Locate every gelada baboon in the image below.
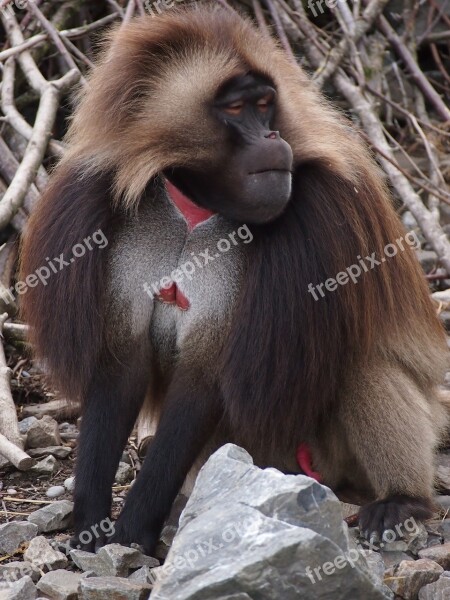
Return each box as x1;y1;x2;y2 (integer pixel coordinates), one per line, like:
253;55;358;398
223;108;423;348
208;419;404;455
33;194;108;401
20;5;448;553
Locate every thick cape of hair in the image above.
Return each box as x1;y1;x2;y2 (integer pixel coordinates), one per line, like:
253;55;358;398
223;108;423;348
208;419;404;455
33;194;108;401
20;5;446;452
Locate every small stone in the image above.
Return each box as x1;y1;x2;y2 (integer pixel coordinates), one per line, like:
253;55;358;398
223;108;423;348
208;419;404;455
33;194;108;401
58;422;77;434
419;542;450;570
71;545;157;578
64;477;75;492
114;463;133;485
28;447;72;459
78;576;150;600
24;536;68;571
98;545;158;576
406;523;429;555
70;551;106;576
377;522;428;556
0;562;39;584
0;576;37;600
6;489;17;495
18;417;38;435
46;486;66;499
363;550;385;582
385;558;443;598
26;416;61;449
0;522;38;554
380;550;411;569
37;570;82;600
128;566;158;585
31;455;57;477
419;573;450;599
121;452;132;465
27;500;73;533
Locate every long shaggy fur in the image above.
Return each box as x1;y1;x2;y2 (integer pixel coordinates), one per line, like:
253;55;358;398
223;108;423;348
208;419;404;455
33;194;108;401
21;5;447;464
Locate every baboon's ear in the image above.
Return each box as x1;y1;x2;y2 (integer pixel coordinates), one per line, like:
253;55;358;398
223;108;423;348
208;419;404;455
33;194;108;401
20;166;114;401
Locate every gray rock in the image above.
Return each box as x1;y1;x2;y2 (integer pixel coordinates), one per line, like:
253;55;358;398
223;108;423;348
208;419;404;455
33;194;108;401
70;551;105;576
419;542;450;570
0;576;37;600
46;486;66;499
0;522;38;554
18;418;38;435
64;477;75;493
37;570;82;600
30;456;57;477
24;536;68;571
114;462;133;485
419;573;450;599
381;523;428;555
385;559;443;599
151;444;392;600
128;567;158;585
380;550;411;569
0;563;39;585
71;545;157;578
27;500;73;533
78;577;150;600
439;519;450;543
97;545;158;576
180;445;348;549
121;452;132;465
364;550;386;582
26;416;61;449
28;447;72;459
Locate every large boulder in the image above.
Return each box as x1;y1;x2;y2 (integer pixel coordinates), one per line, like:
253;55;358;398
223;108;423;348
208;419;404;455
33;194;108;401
151;444;393;600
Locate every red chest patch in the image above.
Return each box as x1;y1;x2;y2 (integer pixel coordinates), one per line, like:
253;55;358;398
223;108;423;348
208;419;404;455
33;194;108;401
156;282;190;311
165;179;215;231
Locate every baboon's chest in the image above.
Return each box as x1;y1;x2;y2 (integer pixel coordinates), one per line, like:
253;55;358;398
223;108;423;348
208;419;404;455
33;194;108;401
108;184;250;368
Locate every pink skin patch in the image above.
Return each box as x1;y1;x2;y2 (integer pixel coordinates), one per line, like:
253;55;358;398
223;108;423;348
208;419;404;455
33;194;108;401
296;443;322;482
165;179;215;231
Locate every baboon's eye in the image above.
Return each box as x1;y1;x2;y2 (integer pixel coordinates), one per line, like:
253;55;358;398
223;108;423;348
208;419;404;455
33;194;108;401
257;95;272;113
224;101;244;116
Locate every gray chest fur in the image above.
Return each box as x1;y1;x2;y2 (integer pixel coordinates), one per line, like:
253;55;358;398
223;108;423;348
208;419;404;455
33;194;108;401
107;187;251;367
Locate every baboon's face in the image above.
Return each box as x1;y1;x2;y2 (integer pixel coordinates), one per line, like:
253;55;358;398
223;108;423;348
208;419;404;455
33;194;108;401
165;73;293;224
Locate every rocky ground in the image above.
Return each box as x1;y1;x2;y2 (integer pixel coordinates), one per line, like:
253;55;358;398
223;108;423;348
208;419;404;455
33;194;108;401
2;414;450;598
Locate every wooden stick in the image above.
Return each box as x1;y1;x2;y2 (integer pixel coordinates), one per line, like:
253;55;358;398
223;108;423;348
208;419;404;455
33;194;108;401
3;497;54;504
0;313;33;470
0;433;33;471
